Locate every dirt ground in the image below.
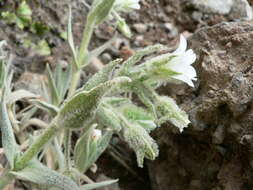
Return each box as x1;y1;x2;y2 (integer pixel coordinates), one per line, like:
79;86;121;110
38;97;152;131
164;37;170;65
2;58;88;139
1;0;253;190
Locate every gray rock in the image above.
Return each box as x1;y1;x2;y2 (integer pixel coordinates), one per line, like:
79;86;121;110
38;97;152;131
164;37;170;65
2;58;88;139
133;23;148;33
190;0;233;14
190;0;253;20
148;22;253;190
230;0;253;20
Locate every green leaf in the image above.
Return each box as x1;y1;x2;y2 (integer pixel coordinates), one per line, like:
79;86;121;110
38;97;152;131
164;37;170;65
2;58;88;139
30;22;49;36
67;6;78;68
0;96;18;168
82;37;116;68
56;77;131;129
7;89;38;105
102;97;131;106
1;12;17;25
80;179;118;190
88;130;113;169
82;59;122;91
31;99;59;116
54;62;72;102
96;104;122;131
89;0;115;25
35;40;51;56
0;61;6;89
11;160;79;190
46;64;60;105
74;124;95;173
120;103;156;132
17;1;32;22
117;44;167;76
155;96;190;133
123;123;158;168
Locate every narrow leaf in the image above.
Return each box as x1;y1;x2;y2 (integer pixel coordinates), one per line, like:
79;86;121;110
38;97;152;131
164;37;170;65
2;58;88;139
67;6;78;67
117;44;167;76
11;160;79;190
7;89;38;104
46;64;60;105
59;63;72;101
87;130;113;169
0;96;18;168
74;125;95;173
89;0;115;25
82;37;116;68
80;179;118;190
30;99;59;116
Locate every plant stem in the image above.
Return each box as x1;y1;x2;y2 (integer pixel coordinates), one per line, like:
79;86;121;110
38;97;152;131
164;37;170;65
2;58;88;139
77;17;95;67
68;69;81;96
64;129;71;172
62;16;96;173
15;121;60;170
0;172;14;190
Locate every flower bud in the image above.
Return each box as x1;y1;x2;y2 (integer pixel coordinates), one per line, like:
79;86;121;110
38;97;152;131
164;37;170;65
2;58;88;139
124;123;158;167
156;96;190;133
117;17;132;38
114;0;140;12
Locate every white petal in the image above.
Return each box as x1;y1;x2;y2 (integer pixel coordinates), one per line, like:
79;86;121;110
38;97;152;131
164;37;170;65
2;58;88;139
92;129;102;141
185;66;197;79
173;35;187;55
172;74;195;87
182;49;196;66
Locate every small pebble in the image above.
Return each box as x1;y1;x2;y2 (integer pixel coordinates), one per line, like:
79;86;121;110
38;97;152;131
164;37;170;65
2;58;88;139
133;23;148;33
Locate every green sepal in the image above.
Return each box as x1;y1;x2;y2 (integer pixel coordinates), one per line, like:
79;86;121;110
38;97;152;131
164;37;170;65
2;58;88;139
120;103;156;132
155;96;190;132
123;123;158;168
96;104;122;131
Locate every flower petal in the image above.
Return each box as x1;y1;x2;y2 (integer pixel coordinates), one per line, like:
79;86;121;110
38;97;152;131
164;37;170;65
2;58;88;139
173;35;187;55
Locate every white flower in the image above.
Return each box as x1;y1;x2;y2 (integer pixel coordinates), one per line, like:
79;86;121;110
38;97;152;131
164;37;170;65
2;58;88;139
91;129;102;141
168;35;197;87
114;0;140;12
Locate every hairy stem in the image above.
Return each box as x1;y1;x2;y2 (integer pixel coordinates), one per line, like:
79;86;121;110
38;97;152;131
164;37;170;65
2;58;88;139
64;129;71;172
68;69;81;96
15;120;60;170
0;172;14;190
77;17;95;67
63;15;96;173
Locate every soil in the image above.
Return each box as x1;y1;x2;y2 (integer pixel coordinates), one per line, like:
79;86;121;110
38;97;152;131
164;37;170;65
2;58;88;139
1;0;253;190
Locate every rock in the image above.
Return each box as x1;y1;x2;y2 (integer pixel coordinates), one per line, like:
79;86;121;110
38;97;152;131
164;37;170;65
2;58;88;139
149;22;253;190
164;23;178;37
229;0;253;20
190;0;233;14
133;23;148;33
101;53;112;63
190;0;253;20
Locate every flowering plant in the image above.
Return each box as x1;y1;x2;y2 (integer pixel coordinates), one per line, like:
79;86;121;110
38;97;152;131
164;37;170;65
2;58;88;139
0;0;197;189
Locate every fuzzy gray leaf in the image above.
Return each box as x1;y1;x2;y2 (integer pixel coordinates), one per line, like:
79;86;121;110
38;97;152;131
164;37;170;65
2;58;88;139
11;160;79;190
56;77;131;129
7;89;38;105
80;179;118;190
0;97;18;168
